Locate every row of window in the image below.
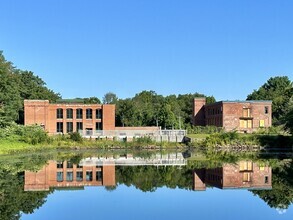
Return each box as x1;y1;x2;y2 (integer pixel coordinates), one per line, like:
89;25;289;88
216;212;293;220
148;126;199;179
56;122;102;133
57;171;102;182
207;107;222;116
57;108;102;119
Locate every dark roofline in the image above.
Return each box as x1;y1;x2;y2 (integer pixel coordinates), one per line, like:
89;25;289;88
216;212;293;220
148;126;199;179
205;100;272;107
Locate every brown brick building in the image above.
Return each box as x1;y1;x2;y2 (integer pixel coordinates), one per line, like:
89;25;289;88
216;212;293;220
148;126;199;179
24;100;115;135
24;160;115;191
193;98;272;132
193;161;272;191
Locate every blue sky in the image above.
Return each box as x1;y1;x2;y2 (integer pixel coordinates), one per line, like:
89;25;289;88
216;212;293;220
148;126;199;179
1;0;292;101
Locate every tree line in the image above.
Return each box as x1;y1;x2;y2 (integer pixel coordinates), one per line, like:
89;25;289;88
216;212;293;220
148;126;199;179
0;51;292;133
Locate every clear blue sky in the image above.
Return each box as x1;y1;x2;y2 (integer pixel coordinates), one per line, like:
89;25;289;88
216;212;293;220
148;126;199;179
1;0;292;101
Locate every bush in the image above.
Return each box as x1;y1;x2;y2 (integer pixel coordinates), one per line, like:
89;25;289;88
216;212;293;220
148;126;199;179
69;132;83;142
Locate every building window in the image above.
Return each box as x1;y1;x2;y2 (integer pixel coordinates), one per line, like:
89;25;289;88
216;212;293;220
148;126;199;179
57;108;63;119
96;109;102;119
259;120;265;127
67;161;73;168
239;161;253;171
76;109;83;119
265;106;269;114
243;108;251;117
96;171;102;181
57;172;63;182
77;164;83;168
76;171;83;181
57;162;63;169
265;176;269;184
67;122;73;133
86;171;93;181
66;172;73;182
96;122;102;131
240;119;252;128
86;109;92;119
76;122;83;131
57;122;63;133
243;172;251;182
67;108;73;119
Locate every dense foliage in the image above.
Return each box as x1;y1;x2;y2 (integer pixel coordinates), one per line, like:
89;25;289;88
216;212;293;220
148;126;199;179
0;51;60;126
115;90;215;129
247;76;293;126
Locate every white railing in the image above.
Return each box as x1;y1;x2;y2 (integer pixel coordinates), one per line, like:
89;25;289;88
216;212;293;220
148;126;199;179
78;129;186;137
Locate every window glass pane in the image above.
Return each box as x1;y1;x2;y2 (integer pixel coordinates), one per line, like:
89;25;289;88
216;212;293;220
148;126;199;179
96;109;102;119
67;122;73;133
57;108;63;119
76;122;83;131
57;162;63;169
96;122;102;130
66;172;73;182
86;171;93;181
76;109;83;119
67;161;73;168
86;109;92;119
57;122;63;133
76;171;83;181
67;109;73;119
57;172;63;182
96;171;102;181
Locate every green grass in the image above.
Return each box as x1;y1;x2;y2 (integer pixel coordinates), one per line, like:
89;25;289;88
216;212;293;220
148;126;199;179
187;133;210;139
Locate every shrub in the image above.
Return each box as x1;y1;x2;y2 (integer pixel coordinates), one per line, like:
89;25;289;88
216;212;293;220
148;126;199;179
69;132;83;142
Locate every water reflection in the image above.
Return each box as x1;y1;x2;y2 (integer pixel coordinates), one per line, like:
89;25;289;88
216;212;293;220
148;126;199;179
0;150;292;220
194;161;272;190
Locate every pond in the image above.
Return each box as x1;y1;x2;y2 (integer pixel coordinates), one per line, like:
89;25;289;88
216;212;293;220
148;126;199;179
0;149;292;220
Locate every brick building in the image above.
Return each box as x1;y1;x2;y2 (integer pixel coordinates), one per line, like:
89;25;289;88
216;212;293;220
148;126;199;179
193;161;272;191
24;160;115;191
193;98;272;132
24;100;115;135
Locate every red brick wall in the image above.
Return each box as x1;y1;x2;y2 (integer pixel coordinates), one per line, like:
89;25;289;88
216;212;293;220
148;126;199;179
24;100;116;134
24;160;116;191
193;98;206;126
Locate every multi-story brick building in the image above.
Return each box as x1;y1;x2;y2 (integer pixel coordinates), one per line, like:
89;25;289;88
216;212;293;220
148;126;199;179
193;161;272;191
24;160;116;191
193;98;272;132
24;100;115;135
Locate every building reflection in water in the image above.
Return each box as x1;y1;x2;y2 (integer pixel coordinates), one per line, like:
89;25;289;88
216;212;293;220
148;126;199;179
193;161;272;191
24;160;116;191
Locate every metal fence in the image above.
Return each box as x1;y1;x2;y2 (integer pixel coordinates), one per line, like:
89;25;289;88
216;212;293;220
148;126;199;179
78;129;186;138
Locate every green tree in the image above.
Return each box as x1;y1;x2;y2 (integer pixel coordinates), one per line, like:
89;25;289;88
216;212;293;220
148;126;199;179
284;95;293;133
247;76;293;125
83;97;101;104
103;92;118;104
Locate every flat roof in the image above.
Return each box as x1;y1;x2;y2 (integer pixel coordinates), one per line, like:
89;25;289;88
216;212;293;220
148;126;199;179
205;100;272;107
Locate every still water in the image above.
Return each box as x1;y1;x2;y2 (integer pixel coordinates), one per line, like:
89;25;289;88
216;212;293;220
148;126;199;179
0;150;292;220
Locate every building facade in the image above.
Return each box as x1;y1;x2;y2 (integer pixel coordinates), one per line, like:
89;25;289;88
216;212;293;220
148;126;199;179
24;100;115;135
24;160;115;191
193;161;272;191
193;98;272;132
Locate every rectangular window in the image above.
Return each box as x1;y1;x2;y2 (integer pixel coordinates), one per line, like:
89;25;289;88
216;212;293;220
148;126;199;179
66;172;73;182
86;171;93;181
96;171;102;181
76;171;83;181
240;161;253;171
76;122;83;131
77;164;83;168
265;176;269;184
67;109;73;119
57;122;63;133
67;161;73;168
57;172;63;182
96;122;102;131
243;172;251;182
67;122;73;133
86;109;92;119
243;108;251;117
265;106;269;114
76;109;83;119
259;120;265;127
96;109;102;119
57;108;63;119
57;162;63;169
